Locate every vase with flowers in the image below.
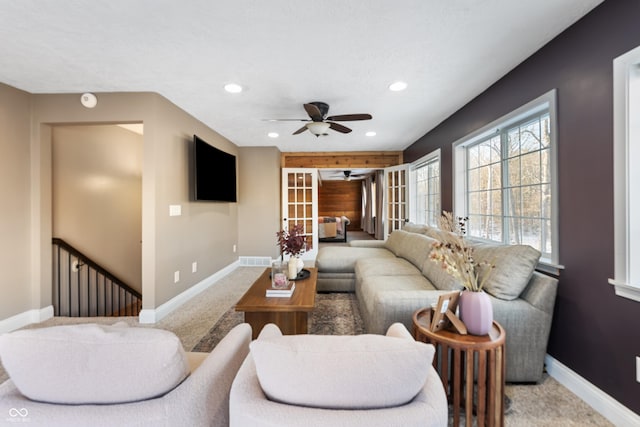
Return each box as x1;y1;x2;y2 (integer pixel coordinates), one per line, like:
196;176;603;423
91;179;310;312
429;212;495;335
276;224;307;280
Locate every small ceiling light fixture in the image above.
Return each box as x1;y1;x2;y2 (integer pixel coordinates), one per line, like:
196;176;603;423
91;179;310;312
224;83;243;93
365;131;377;137
389;81;408;92
306;122;331;136
268;132;279;138
80;92;98;108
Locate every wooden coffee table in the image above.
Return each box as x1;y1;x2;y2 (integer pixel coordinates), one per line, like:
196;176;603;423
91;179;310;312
235;267;317;339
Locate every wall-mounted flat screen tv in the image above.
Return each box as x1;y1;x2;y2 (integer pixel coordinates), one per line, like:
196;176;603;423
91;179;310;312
193;135;237;202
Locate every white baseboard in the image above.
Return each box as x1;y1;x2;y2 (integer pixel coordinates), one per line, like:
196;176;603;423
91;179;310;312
0;305;54;333
545;354;640;426
139;260;239;324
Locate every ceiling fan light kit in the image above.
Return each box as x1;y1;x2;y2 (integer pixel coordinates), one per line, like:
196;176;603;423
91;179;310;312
306;121;330;136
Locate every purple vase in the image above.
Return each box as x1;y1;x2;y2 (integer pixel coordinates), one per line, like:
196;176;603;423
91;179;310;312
458;291;493;335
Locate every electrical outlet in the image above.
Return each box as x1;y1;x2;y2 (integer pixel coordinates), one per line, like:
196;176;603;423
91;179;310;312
192;262;197;273
233;244;237;253
174;270;180;283
636;356;640;383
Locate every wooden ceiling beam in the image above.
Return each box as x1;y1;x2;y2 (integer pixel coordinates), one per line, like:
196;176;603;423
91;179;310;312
281;151;403;169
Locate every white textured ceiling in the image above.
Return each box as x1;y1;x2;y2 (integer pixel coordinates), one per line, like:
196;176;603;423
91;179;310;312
0;0;603;152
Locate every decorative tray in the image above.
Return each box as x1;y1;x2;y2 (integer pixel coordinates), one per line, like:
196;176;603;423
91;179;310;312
269;268;311;281
290;268;311;281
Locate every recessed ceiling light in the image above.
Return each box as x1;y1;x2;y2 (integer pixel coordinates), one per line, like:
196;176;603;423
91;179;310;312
365;131;377;137
268;132;279;138
389;81;408;91
224;83;243;93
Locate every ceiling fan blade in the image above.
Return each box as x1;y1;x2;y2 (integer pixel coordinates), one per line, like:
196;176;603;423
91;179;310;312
325;113;372;121
293;125;309;135
304;103;324;122
328;122;352;134
262;118;309;122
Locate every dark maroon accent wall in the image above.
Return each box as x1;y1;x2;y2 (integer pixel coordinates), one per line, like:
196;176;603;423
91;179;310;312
404;0;640;414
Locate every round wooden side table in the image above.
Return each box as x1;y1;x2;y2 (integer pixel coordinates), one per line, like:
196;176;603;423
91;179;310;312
413;307;506;427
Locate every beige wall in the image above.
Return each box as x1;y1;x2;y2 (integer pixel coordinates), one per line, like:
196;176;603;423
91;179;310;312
150;97;239;306
52;125;143;292
237;147;281;258
0;85;238;321
0;84;32;320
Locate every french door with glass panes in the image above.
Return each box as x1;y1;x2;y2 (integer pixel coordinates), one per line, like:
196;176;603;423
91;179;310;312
383;164;410;239
281;168;318;261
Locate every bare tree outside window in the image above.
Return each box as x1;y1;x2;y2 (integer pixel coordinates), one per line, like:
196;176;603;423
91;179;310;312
465;112;552;258
414;157;440;227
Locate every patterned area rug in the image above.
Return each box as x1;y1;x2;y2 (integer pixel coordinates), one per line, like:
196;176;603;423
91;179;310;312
192;292;365;352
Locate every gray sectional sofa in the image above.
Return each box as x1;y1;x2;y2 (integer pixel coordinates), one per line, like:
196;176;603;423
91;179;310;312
315;224;558;383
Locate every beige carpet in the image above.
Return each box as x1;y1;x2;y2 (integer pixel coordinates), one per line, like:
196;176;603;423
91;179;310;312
0;266;613;426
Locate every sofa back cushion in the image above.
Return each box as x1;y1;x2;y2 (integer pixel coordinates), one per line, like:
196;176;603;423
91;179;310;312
421;254;464;291
250;327;434;409
471;242;541;300
0;323;189;404
384;229;409;256
395;232;435;269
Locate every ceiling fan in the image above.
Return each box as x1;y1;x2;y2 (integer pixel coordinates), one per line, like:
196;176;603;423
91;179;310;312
265;102;372;137
326;170;368;181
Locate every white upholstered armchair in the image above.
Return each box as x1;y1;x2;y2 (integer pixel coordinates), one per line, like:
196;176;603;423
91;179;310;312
229;323;447;427
0;323;252;427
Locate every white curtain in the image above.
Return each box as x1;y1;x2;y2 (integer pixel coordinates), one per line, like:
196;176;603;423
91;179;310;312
362;176;374;234
375;170;384;240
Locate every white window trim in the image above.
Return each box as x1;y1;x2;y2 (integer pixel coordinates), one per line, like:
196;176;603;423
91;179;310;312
452;89;562;272
610;45;640;303
410;149;441;224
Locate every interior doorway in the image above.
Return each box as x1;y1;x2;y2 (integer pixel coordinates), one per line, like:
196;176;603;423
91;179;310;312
51;124;143;294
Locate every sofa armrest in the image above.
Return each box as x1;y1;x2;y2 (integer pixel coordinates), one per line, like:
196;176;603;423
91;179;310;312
385;322;413;339
171;322;252;426
519;271;558;315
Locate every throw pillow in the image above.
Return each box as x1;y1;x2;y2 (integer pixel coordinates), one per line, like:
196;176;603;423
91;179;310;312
250;327;434;409
0;323;189;404
402;222;431;235
472;243;541;300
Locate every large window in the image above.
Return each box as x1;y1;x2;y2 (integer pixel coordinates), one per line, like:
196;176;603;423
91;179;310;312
454;90;559;266
411;150;440;227
610;45;640;302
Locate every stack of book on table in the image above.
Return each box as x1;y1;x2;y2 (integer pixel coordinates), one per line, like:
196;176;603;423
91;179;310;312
266;282;295;297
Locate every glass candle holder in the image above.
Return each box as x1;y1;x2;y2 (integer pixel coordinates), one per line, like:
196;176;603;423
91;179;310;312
271;260;289;289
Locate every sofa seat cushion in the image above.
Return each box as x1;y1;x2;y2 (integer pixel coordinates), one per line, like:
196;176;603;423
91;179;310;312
316;246;395;273
470;242;541;300
355;257;423;279
357;275;437;332
317;272;356;292
249;325;435;410
0;323;189;405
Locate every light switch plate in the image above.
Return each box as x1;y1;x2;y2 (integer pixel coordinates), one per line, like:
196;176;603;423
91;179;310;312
169;205;182;216
174;271;180;283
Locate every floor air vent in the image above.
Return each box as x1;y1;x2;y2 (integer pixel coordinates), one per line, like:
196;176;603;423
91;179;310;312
239;256;273;267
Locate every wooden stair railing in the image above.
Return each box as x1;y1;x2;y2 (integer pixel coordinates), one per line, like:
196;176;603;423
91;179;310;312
52;238;142;317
